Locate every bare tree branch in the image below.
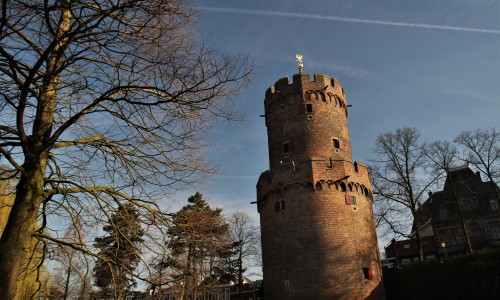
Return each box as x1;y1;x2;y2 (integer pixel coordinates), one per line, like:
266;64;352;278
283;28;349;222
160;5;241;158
0;1;252;298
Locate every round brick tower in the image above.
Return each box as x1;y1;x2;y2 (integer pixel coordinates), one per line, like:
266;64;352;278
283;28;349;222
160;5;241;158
256;72;382;299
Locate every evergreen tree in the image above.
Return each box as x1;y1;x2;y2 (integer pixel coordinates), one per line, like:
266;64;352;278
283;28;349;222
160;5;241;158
0;1;251;297
167;193;232;300
93;203;144;299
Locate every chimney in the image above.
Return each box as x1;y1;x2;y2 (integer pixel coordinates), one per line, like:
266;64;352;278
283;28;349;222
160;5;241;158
475;171;482;181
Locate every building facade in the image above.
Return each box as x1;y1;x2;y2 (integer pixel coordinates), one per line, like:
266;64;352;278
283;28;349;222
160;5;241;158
384;236;439;266
385;166;500;264
417;166;500;256
256;72;382;299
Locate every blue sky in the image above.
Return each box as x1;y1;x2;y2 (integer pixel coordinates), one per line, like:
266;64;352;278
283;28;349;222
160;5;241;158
170;0;500;228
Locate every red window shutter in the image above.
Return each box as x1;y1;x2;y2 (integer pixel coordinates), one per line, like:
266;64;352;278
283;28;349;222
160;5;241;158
339;140;345;150
345;194;352;205
368;268;374;280
298;104;306;114
275;202;280;213
288;141;295;151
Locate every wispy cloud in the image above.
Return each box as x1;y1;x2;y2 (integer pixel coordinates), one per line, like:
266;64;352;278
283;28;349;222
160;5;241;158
307;60;371;78
441;89;498;103
197;6;500;34
272;55;371;79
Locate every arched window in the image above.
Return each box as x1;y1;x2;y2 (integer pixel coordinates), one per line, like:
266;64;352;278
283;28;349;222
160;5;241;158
328;93;334;102
340;182;347;192
305;92;311;100
319;92;326;102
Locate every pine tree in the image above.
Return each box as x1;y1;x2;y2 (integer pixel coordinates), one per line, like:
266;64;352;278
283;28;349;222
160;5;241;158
93;203;144;299
167;193;232;299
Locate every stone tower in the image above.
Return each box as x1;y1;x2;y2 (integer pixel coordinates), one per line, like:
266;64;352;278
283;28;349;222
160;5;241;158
256;70;382;299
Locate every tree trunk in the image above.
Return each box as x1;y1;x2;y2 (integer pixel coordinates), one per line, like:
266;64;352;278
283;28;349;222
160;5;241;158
450;173;474;254
0;2;69;298
414;227;424;262
63;263;72;300
0;164;47;299
238;251;243;300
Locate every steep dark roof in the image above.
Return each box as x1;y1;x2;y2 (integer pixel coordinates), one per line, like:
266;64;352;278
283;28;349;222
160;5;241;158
417;165;499;226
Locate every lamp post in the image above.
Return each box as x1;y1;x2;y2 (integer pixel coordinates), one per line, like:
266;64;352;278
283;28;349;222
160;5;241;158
441;241;447;259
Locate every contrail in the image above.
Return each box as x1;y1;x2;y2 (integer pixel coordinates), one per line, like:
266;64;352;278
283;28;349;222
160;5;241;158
197;6;500;34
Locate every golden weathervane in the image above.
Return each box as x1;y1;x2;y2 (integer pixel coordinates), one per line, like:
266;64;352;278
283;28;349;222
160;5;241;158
296;54;303;73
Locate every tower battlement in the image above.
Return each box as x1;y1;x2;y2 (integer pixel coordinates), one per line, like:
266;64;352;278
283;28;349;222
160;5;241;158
262;72;352;172
265;73;345;98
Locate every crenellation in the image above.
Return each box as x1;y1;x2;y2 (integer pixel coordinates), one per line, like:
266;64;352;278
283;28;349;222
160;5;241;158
265;73;345;97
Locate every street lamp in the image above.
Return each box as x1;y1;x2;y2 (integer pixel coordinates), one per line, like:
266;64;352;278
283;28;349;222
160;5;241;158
441;241;447;259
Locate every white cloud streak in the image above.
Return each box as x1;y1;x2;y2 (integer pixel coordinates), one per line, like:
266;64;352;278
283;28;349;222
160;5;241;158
273;56;371;78
197;6;500;35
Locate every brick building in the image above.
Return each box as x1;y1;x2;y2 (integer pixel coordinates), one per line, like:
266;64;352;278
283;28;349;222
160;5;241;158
256;70;383;299
385;165;500;263
384;236;439;266
417;166;500;256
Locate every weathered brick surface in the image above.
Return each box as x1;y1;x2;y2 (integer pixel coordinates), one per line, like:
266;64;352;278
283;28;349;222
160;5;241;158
257;73;382;299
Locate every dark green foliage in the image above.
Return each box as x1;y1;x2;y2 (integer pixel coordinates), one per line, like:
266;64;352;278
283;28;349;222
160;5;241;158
93;203;144;298
166;192;233;296
383;249;500;300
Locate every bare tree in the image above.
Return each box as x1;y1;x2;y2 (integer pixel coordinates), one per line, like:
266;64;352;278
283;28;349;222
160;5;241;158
52;245;92;300
424;140;473;254
424;140;458;175
0;1;251;298
370;127;438;260
455;128;500;202
51;219;92;300
227;212;260;300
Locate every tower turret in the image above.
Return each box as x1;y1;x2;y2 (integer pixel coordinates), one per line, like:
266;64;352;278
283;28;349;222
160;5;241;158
257;69;383;299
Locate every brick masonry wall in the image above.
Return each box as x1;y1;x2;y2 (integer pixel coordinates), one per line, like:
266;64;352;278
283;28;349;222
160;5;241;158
257;73;382;299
